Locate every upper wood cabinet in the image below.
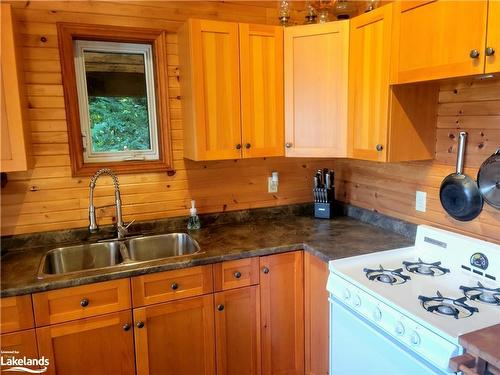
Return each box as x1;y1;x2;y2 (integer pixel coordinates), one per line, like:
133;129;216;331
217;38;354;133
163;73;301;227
284;22;349;158
179;19;284;161
349;3;438;162
134;295;215;375
393;0;497;83
260;251;304;375
486;0;500;74
1;3;31;173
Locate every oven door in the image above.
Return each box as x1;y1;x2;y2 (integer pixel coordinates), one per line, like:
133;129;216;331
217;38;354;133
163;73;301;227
330;297;449;375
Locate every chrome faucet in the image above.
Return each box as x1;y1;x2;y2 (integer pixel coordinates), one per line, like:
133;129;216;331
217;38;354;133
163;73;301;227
88;168;133;239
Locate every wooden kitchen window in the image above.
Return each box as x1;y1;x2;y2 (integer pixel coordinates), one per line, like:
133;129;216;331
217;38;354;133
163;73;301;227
58;23;172;176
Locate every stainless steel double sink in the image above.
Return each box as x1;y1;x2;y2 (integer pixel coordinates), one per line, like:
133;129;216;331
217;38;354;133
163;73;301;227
37;233;201;279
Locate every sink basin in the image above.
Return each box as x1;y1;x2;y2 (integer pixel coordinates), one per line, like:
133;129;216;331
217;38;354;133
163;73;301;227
38;242;124;276
127;233;201;262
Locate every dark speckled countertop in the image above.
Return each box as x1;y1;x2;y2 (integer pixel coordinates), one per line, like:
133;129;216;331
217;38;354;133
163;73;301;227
0;205;414;297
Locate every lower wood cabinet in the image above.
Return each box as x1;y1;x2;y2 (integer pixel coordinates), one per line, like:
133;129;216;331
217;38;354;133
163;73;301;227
133;294;215;375
5;250;327;375
36;311;135;375
260;251;305;375
0;330;39;372
214;285;261;375
304;252;329;375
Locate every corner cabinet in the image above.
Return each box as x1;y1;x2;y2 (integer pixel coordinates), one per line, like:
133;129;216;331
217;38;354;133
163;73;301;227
348;3;439;162
179;19;284;161
393;0;498;83
1;3;31;173
284;22;349;158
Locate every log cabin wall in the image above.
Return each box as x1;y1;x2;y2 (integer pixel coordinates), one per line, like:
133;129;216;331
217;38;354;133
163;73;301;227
334;77;500;243
0;1;338;236
1;1;499;243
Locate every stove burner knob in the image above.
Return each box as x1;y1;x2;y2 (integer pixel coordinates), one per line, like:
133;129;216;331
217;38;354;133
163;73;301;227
410;331;421;346
353;295;361;307
343;289;351;301
395;322;405;336
372;307;382;321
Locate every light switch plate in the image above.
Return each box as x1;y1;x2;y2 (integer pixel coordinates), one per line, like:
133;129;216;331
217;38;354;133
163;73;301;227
416;191;427;212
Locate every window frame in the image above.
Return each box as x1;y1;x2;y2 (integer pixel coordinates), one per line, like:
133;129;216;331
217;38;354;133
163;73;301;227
74;40;160;163
58;23;173;176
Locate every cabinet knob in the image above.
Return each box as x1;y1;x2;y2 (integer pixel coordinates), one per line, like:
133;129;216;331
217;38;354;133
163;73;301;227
486;47;495;56
262;266;270;274
376;144;383;151
80;298;89;307
123;323;131;331
236;144;242;150
245;143;251;149
136;321;145;329
171;282;179;290
234;271;242;279
470;49;480;59
217;304;224;311
285;142;292;148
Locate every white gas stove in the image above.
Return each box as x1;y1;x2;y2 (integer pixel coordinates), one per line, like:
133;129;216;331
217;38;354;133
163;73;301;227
327;225;500;375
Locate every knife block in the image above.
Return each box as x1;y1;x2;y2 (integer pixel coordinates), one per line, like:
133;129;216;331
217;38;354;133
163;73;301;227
314;202;333;219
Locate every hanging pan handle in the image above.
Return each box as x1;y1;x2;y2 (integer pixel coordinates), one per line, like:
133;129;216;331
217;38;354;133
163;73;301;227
456;132;467;175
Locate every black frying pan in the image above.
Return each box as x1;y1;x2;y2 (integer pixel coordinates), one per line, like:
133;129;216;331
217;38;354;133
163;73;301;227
439;132;483;221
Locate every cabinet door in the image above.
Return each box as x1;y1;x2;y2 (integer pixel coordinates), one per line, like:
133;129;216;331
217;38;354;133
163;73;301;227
348;4;393;161
260;251;304;375
486;0;500;73
1;3;30;172
0;295;34;333
36;311;135;375
180;19;242;161
304;252;329;375
1;330;40;372
134;294;215;375
214;286;261;375
395;1;488;83
284;22;349;158
240;24;284;158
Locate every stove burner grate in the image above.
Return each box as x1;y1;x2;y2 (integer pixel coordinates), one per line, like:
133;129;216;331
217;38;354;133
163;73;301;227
363;265;410;285
418;291;479;319
460;282;500;306
403;258;450;277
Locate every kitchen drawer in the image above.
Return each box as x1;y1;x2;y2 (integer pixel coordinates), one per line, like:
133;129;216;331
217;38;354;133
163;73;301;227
0;295;34;333
213;258;259;291
131;265;213;307
32;279;131;326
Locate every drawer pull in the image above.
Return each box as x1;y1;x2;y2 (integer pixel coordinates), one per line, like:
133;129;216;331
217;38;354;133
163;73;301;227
262;267;270;274
171;282;179;290
217;304;225;311
123;323;131;331
80;298;89;307
136;321;145;329
486;47;495;56
234;271;242;279
470;49;480;59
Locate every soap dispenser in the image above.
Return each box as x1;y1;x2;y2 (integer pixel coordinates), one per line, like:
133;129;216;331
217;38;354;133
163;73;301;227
187;200;201;230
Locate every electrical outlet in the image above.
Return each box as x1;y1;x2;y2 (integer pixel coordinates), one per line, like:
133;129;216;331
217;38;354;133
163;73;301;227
268;177;278;193
415;191;427;212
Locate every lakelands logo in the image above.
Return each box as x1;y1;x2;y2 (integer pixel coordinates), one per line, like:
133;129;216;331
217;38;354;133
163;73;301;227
1;351;49;373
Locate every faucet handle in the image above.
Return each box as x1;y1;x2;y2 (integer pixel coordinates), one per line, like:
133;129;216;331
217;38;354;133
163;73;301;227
124;219;136;230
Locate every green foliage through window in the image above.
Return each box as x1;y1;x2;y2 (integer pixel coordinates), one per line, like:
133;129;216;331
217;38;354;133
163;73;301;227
88;96;151;153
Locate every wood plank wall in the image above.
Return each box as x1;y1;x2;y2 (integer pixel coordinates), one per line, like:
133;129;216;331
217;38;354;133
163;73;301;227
334;77;500;244
1;1;499;244
0;1;339;236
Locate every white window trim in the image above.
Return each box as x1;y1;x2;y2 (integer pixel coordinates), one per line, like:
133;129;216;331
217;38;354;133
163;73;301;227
73;40;159;163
